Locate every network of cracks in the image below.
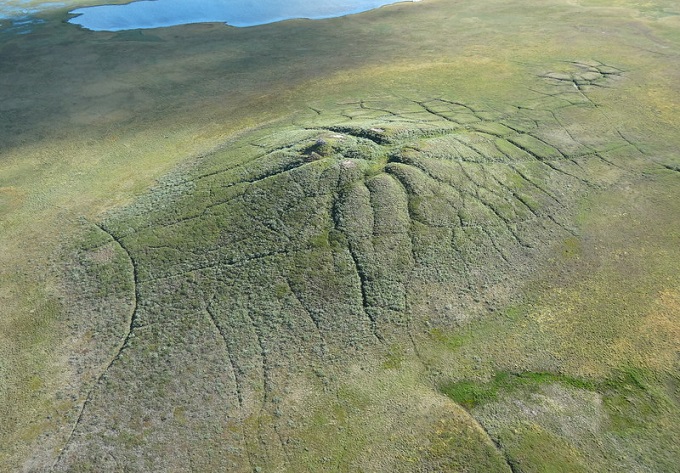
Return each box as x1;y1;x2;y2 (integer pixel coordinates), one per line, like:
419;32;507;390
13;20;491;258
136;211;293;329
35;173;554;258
53;60;659;470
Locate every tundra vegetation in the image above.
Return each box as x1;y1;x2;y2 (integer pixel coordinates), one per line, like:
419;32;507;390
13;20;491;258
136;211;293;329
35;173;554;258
1;0;679;471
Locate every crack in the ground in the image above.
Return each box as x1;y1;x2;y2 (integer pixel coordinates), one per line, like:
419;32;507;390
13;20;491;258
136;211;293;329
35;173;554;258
205;297;244;409
323;125;391;145
661;163;680;173
62;59;647;469
147;248;291;283
53;222;139;469
331;190;385;344
616;129;646;156
244;296;293;470
285;277;327;355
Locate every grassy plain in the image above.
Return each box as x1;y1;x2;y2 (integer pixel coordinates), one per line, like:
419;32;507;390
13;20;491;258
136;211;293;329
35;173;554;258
1;0;679;471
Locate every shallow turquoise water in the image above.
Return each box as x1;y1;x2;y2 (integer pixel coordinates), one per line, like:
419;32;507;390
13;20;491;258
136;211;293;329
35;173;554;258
68;0;419;31
0;1;63;34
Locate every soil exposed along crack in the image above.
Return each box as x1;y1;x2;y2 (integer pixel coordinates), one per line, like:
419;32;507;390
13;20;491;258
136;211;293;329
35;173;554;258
147;248;291;283
205;299;244;409
661;163;680;173
330;191;385;344
285;277;327;355
384;170;432;368
244;300;291;469
53;222;139;469
94;223;141;357
480;226;512;264
192;136;316;182
453;405;520;473
324;125;392;145
119;155;311;239
504;163;562;203
616;130;646;156
345;227;386;344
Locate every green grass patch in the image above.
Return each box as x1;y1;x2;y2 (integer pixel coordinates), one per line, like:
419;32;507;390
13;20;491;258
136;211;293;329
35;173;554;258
429;328;470;350
502;425;589;473
381;344;405;369
440;371;596;410
560;236;581;259
441;367;668;437
599;368;665;432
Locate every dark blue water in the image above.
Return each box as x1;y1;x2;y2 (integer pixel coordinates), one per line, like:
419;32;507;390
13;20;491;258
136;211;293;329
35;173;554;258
68;0;419;31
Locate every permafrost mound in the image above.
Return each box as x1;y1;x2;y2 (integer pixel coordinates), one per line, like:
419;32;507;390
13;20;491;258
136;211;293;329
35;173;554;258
56;60;654;471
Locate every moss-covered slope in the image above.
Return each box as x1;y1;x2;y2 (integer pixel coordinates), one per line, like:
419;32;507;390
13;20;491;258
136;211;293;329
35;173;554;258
52;61;674;471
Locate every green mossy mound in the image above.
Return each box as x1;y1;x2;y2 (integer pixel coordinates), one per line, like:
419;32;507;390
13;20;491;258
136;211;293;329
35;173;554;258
53;64;662;471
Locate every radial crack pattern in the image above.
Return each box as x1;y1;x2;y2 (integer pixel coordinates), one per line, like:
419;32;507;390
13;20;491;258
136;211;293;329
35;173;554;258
56;60;651;471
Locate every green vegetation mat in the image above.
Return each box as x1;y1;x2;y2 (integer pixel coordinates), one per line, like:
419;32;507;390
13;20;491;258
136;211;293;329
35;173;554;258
1;0;679;471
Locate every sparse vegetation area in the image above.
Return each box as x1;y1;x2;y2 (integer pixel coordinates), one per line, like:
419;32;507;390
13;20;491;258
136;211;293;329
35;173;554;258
1;0;679;471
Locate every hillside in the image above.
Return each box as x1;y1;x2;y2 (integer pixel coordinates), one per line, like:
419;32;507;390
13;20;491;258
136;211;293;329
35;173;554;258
1;0;679;471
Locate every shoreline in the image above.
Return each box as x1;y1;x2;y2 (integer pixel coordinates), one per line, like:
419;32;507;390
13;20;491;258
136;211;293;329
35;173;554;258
67;0;423;32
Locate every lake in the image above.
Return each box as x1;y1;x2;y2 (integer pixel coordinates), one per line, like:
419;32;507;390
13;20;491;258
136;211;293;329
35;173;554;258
68;0;419;31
